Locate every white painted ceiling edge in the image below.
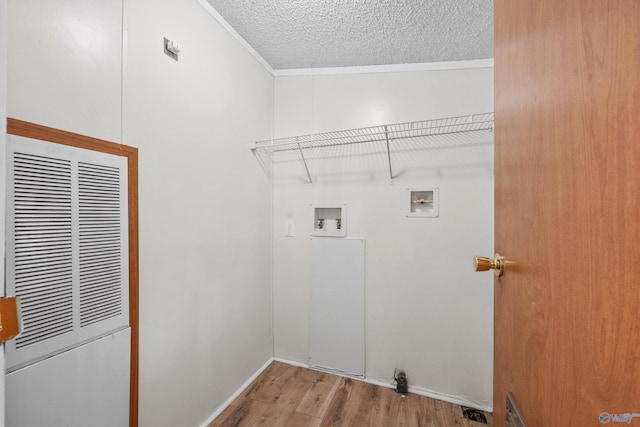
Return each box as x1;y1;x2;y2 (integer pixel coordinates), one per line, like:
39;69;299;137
195;0;493;77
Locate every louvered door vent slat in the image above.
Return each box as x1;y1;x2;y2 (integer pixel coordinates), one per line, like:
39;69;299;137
13;153;74;349
78;162;123;327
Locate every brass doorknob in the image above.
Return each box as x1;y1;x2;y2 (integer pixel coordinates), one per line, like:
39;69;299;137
473;253;505;277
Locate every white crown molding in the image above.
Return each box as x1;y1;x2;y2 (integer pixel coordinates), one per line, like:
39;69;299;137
195;0;275;75
273;58;494;77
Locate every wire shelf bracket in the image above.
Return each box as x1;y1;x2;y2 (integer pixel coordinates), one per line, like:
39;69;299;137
383;125;394;180
296;137;313;184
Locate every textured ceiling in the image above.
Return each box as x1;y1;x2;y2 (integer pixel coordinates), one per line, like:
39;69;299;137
204;0;494;70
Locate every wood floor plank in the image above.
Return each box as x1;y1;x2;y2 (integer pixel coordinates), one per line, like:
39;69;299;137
208;404;238;427
355;384;379;426
484;409;494;425
283;411;322;427
446;403;472;427
255;368;319;427
389;395;408;427
318;377;355;427
209;362;493;427
486;413;493;425
245;362;293;403
223;364;287;411
269;367;318;407
296;371;341;418
357;383;394;427
329;378;370;427
216;399;272;427
241;362;283;399
369;386;402;427
431;399;451;427
250;402;287;427
404;392;436;427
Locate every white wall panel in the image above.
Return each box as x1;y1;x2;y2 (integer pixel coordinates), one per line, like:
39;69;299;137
1;0;8;424
7;1;275;426
7;0;123;142
274;70;494;136
6;328;130;427
309;238;365;376
124;1;274;426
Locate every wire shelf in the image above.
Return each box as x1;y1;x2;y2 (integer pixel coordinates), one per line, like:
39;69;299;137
252;112;494;183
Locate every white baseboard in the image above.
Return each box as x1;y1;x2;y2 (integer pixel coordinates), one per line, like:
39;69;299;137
272;357;307;369
362;377;492;413
274;357;493;414
198;357;275;427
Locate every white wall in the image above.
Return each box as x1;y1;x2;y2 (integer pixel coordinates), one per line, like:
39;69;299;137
272;69;495;409
123;1;273;426
6;4;123;426
7;0;123;143
0;0;7;424
6;1;274;426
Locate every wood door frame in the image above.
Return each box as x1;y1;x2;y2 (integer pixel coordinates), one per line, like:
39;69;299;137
7;118;139;427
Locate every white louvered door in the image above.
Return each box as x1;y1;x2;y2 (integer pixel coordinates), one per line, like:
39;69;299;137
5;132;131;427
6;134;129;370
78;161;126;328
10;150;75;359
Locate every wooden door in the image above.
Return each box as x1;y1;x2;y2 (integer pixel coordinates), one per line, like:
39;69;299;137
494;1;640;426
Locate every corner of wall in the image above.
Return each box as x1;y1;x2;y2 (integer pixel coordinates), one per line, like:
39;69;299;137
1;0;8;424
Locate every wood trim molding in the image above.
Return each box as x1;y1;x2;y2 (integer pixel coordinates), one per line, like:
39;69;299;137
7;118;140;427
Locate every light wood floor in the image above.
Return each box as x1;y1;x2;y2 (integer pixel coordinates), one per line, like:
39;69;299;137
210;361;493;427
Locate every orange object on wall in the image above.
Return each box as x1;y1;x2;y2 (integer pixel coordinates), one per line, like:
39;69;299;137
0;297;21;343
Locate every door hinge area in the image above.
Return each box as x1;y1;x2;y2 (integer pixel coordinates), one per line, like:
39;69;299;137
507;392;528;427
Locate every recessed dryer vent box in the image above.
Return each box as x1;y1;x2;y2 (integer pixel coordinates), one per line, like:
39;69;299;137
407;187;439;218
312;204;347;237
